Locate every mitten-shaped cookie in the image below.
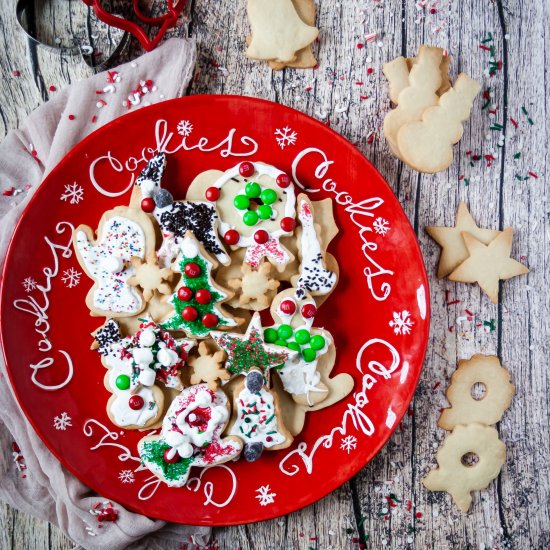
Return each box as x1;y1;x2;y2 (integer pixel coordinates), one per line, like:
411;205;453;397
265;288;353;408
161;231;241;338
187;161;297;273
228;370;293;462
138;384;242;487
73;206;157;317
93;318;194;429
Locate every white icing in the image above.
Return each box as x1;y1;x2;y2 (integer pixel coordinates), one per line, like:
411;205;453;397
230;385;286;447
75;215;146;314
296;199;337;295
157;347;179;367
139;367;156;386
140;179;156;197
213;161;296;249
181;237;200;258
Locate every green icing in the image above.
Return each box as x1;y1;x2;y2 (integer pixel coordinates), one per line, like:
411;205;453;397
140;439;194;482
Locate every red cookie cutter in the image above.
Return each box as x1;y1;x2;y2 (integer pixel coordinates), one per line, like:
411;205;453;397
82;0;186;52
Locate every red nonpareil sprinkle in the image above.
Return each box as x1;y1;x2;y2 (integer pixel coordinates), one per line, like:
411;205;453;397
360;95;369;100
49;85;56;92
510;117;518;128
95;90;104;95
430;7;437;14
466;150;472;155
416;511;423;519
449;325;454;332
305;86;312;91
12;442;21;452
483;89;491;100
367;133;374;144
528;171;538;178
68;114;75;120
465;309;474;316
31;149;38;157
447;299;461;305
385;495;398;507
432;382;441;390
355;81;364;85
479;45;491;51
97;99;107;107
367;67;374;74
2;187;14;196
91;115;97;123
408;407;414;416
407;500;412;511
357;43;364;49
459;175;465;180
12;70;20;77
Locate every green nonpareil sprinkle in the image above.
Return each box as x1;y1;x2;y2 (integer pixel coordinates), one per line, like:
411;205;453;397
490;123;503;130
514;152;521;159
521;105;528;116
345;527;354;534
482;99;491;109
528;118;534;125
481;33;493;43
464;178;470;186
483;319;496;331
515;174;529;181
389;493;401;503
358;516;366;528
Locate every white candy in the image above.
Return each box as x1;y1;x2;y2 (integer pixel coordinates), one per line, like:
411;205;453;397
157;347;179;367
138;367;156;386
140;179;156;197
139;328;156;347
99;255;124;273
133;347;154;365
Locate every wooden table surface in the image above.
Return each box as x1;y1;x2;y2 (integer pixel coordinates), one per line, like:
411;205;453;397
0;0;548;548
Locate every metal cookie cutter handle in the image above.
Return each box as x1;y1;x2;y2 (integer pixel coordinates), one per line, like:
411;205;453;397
82;0;186;52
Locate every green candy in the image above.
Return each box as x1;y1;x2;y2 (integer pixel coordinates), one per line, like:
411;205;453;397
287;341;301;352
294;329;311;345
260;188;277;205
274;339;288;347
243;210;259;226
309;334;326;350
234;195;250;210
277;324;293;340
257;204;273;220
302;348;317;362
264;327;278;343
245;182;261;198
115;374;130;390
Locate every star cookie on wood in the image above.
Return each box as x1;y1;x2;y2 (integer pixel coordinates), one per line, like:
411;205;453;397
188;341;229;390
448;228;529;304
426;202;500;278
128;257;173;301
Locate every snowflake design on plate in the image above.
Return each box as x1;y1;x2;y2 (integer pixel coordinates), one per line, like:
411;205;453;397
274;126;297;149
61;267;81;288
389;310;414;335
118;469;135;484
255;484;276;506
177;120;194;137
373;217;391;236
53;412;72;431
340;435;357;454
22;277;37;293
60;182;84;205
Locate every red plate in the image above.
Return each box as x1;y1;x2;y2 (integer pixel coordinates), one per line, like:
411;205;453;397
0;96;429;525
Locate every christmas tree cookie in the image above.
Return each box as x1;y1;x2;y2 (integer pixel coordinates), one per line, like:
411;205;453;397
161;231;241;338
186;161;297;272
228;369;293;462
73;206;158;317
131;152;230;267
138;384;242;487
210;312;294;377
266;288;353;408
93;318;194;429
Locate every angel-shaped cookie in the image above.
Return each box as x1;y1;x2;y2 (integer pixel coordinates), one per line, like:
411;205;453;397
161;231;241;338
138;384;242;487
73;206;157;317
93;318;195;429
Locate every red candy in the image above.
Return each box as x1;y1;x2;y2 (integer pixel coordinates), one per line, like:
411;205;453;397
276;173;291;188
163;449;180;464
224;229;240;245
254;229;269;244
184;262;201;278
205;186;220;201
195;289;212;304
280;217;296;232
140;197;155;213
239;161;255;177
301;303;317;319
177;286;193;301
280;299;296;315
182;306;198;321
202;313;219;328
128;395;144;410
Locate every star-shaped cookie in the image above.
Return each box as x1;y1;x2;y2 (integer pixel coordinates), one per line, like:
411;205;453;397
211;313;295;376
426;202;500;278
448;228;529;303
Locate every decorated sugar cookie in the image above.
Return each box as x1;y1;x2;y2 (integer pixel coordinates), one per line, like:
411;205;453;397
228;260;281;310
93;318;194;429
138;384;242;487
291;194;338;298
189;161;297;272
266;288;353;409
73;206;157;317
133;153;230;267
161;231;241;338
229;370;293;462
211;312;294;377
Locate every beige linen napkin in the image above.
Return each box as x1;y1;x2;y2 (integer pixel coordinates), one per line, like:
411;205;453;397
0;37;211;550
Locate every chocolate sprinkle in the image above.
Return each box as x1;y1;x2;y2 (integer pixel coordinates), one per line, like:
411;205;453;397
94;319;122;356
136;153;166;188
297;252;337;293
158;202;225;257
